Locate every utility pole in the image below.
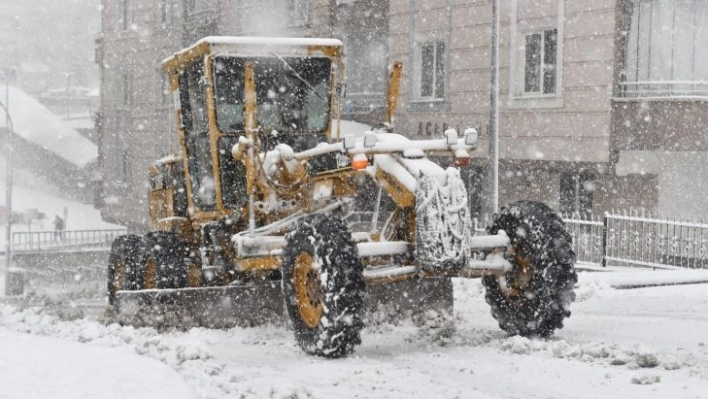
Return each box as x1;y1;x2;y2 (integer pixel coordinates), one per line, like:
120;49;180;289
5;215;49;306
487;0;500;217
1;70;14;272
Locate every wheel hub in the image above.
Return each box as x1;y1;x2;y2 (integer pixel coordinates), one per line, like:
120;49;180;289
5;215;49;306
499;245;534;299
112;260;126;292
144;258;157;289
294;252;323;329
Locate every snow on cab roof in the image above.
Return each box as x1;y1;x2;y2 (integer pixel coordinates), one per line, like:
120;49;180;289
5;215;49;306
162;36;343;67
200;36;342;47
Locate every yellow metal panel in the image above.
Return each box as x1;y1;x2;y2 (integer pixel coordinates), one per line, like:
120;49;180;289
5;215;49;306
374;167;415;208
204;55;230;217
386;62;403;126
161;42;211;73
237;256;282;272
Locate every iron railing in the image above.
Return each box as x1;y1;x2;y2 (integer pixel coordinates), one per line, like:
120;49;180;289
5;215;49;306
12;229;127;253
477;211;707;270
562;213;605;266
604;212;708;270
620;81;708;98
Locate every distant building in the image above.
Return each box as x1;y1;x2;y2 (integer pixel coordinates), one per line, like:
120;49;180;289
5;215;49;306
0;85;97;203
96;0;708;230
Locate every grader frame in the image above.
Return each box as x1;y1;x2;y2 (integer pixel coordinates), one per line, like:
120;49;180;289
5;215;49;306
108;37;577;358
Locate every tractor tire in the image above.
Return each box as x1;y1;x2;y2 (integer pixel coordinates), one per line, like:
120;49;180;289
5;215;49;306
282;215;366;358
107;235;144;305
481;201;577;337
142;232;189;290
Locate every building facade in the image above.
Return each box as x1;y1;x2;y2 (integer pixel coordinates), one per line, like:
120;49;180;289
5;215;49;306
97;0;708;230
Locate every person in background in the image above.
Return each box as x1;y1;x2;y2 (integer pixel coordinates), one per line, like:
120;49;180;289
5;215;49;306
53;215;65;240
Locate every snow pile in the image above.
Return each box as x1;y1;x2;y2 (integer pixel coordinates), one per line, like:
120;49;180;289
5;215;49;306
491;335;682;371
0;305;247;398
0;329;194;399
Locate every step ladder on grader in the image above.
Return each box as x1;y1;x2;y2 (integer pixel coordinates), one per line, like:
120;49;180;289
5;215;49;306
108;36;577;358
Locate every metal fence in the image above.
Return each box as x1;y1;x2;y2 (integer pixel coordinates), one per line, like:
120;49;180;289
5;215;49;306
603;212;708;270
477;211;707;270
12;229;127;253
562;213;605;266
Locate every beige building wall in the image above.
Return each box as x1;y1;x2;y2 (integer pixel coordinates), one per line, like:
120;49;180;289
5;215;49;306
98;0;185;228
389;0;617;216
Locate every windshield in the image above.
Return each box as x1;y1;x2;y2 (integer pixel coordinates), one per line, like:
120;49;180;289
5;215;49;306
214;56;332;134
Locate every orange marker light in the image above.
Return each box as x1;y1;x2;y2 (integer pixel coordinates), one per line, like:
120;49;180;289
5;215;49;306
454;156;470;167
351;153;368;170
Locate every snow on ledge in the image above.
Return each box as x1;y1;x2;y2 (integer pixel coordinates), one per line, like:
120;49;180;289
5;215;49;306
0;85;97;167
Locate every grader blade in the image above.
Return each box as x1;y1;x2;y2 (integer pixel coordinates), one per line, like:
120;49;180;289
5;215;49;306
113;283;284;329
113;277;453;329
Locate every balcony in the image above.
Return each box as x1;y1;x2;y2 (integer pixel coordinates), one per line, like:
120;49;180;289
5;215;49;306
619;81;708;99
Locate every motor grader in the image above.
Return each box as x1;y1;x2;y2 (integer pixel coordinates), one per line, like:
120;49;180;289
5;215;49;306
107;36;577;358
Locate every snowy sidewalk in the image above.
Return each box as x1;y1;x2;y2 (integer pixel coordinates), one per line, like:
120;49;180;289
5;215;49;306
578;269;708;289
0;328;194;399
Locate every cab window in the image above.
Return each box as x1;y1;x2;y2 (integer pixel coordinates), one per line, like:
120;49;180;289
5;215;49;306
179;60;216;210
213;56;332;135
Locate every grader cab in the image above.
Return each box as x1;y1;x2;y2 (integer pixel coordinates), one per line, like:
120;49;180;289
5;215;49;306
108;37;577;358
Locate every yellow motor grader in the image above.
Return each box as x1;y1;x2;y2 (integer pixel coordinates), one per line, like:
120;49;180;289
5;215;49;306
107;36;577;358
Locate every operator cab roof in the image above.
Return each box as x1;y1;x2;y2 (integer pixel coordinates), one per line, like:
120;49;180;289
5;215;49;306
161;36;343;73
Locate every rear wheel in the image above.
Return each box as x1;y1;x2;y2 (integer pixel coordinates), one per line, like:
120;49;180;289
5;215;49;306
282;215;366;358
107;235;144;305
143;232;189;289
482;201;577;337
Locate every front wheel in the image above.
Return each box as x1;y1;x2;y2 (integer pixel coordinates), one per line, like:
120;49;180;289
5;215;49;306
482;201;577;337
282;215;366;358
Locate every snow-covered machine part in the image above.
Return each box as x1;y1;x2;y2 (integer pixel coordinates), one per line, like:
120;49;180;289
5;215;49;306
415;167;471;269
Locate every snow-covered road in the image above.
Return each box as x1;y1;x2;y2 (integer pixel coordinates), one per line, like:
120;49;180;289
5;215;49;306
1;274;707;398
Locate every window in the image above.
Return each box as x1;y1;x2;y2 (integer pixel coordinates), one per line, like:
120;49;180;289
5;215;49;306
160;0;172;26
179;61;216;210
159;72;169;105
121;72;132;106
560;173;594;216
121;0;130;30
420;42;445;99
121;150;131;184
524;29;557;94
625;0;708;97
340;32;387;114
186;0;217;15
213;56;332;135
288;0;311;27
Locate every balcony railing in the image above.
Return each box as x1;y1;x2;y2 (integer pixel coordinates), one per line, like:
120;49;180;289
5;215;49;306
12;229;127;253
620;81;708;98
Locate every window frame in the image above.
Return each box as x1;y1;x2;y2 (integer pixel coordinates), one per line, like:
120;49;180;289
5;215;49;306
120;71;132;107
121;0;130;31
414;41;447;102
287;0;312;28
523;29;558;96
623;0;708;98
507;0;564;109
159;71;169;106
559;172;594;217
159;0;172;28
